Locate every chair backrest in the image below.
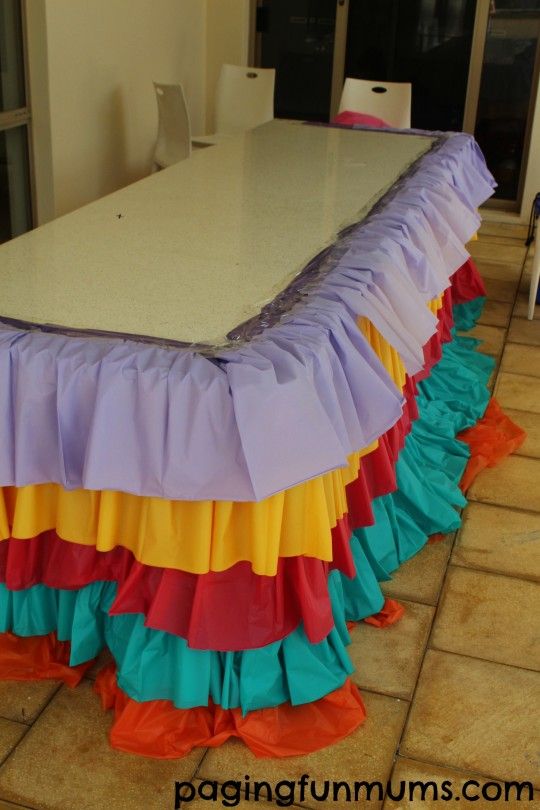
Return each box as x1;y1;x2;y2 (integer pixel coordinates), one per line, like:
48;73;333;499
338;78;412;129
153;82;191;168
215;64;275;134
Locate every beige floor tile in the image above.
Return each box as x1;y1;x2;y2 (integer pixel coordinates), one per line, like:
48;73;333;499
458;324;505;357
384;757;539;809
500;343;540;378
508;316;540;347
504;409;540;458
382;536;453;606
476;259;522;282
468;455;540;512
0;720;26;766
0;682;60;726
477;299;512;328
0;682;204;810
495;372;540;414
452;502;540;580
401;650;540;786
431;566;540;669
198;691;408;810
349;600;434;700
469;240;527;266
481;275;518;302
478;220;528;240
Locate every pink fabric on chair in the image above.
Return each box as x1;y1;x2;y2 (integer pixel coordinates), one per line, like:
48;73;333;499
332;110;390;128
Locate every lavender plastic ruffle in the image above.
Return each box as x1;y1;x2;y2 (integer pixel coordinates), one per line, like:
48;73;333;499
0;131;495;501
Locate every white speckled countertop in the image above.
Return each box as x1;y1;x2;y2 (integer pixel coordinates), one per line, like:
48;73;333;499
0;120;434;344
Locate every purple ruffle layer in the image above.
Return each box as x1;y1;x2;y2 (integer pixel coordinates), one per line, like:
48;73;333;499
0;131;495;501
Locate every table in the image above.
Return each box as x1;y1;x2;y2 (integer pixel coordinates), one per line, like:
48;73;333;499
0;120;496;758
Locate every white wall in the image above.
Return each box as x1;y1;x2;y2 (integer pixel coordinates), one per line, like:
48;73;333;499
27;0;207;219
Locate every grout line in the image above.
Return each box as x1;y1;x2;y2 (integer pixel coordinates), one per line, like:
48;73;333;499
497;371;540;383
459;500;540;517
444;561;540;585
499;402;540;413
423;645;540;676
467;494;540;514
380;591;438;609
351;682;413;703
187;749;209;790
0;798;37;810
427;642;540;674
0;682;64;776
449;560;540;584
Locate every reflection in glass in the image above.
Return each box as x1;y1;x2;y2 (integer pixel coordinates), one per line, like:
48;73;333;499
0;126;32;243
259;0;337;120
474;0;540;201
0;0;26;112
345;0;477;131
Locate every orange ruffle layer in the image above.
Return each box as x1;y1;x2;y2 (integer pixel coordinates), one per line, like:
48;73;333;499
458;397;526;492
0;631;92;687
94;665;366;759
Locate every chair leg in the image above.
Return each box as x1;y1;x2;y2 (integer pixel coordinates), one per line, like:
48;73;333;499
527;244;540;320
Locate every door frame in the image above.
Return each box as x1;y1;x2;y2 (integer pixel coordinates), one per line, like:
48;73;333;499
0;0;35;233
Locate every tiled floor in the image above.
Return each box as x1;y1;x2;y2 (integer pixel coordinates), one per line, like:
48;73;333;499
0;222;538;809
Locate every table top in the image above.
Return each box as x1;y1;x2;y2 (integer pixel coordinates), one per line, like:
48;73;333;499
0;120;434;345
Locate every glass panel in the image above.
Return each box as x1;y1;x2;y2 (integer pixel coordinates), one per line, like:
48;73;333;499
474;0;540;201
0;0;26;112
345;0;477;131
0;126;32;243
259;0;337;121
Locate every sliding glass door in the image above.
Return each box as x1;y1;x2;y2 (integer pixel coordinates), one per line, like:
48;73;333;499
256;0;348;121
470;0;540;202
0;0;33;243
254;0;540;207
344;0;477;132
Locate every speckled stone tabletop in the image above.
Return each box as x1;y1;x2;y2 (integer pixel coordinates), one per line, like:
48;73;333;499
0;120;434;345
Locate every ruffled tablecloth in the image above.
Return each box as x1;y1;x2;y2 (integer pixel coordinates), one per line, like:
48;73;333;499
0;125;525;758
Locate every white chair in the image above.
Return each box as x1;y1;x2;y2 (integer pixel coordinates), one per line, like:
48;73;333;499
338;78;412;129
216;64;275;133
193;64;276;147
153;82;191;170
